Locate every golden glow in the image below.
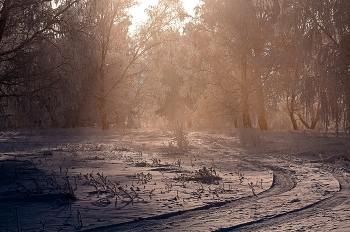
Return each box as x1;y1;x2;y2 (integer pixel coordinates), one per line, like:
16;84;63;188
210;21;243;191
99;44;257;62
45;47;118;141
129;0;200;31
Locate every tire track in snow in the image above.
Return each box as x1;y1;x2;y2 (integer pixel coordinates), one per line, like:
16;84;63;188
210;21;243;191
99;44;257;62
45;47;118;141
81;169;295;232
82;134;297;232
216;172;350;231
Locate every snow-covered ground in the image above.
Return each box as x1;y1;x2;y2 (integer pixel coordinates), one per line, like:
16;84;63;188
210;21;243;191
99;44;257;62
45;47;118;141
0;128;349;231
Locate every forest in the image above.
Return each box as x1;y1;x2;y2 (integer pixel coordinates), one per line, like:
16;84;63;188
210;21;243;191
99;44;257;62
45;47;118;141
1;1;350;231
0;0;349;133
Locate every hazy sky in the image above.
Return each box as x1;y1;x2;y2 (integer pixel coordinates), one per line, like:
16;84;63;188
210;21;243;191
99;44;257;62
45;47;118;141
129;0;200;30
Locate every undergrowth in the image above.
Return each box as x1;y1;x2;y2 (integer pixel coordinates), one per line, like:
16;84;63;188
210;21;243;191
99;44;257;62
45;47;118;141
172;122;189;152
174;166;222;185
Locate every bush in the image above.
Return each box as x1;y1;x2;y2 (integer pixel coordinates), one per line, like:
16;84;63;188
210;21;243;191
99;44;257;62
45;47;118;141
172;122;189;152
174;166;222;184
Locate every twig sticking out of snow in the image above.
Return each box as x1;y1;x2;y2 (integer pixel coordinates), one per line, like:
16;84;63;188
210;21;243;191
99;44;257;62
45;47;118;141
248;182;257;197
9;206;20;232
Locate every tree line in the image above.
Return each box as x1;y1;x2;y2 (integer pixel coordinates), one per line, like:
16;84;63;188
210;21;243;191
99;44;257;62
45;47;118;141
0;0;349;134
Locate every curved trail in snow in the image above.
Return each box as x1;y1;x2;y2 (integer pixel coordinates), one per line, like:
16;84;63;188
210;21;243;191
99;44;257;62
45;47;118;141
82;133;297;232
218;172;350;231
82;133;349;232
82;171;295;232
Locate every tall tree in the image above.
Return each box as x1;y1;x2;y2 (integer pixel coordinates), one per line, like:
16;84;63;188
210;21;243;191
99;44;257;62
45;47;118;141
0;0;80;128
82;0;135;130
191;0;279;129
88;0;187;129
274;0;350;132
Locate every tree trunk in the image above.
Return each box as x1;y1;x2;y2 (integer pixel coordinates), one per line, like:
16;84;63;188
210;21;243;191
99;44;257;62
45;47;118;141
255;68;268;130
0;0;10;43
297;113;310;129
258;114;268;130
233;117;238;128
310;117;318;129
100;107;108;130
99;62;108;130
242;110;252;128
290;112;298;130
241;56;252;128
287;90;298;130
297;113;319;130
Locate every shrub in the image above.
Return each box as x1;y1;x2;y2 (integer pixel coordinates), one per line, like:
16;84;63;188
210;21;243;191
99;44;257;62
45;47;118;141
174;166;222;185
172;122;189;152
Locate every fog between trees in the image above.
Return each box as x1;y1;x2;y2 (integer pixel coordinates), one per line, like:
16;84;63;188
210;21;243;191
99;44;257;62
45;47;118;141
0;0;349;133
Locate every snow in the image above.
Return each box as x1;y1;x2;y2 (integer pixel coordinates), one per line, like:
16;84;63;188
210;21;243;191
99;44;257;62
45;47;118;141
0;128;349;231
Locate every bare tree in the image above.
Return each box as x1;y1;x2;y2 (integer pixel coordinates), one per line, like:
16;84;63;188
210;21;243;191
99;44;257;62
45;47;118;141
84;0;187;129
0;0;80;128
